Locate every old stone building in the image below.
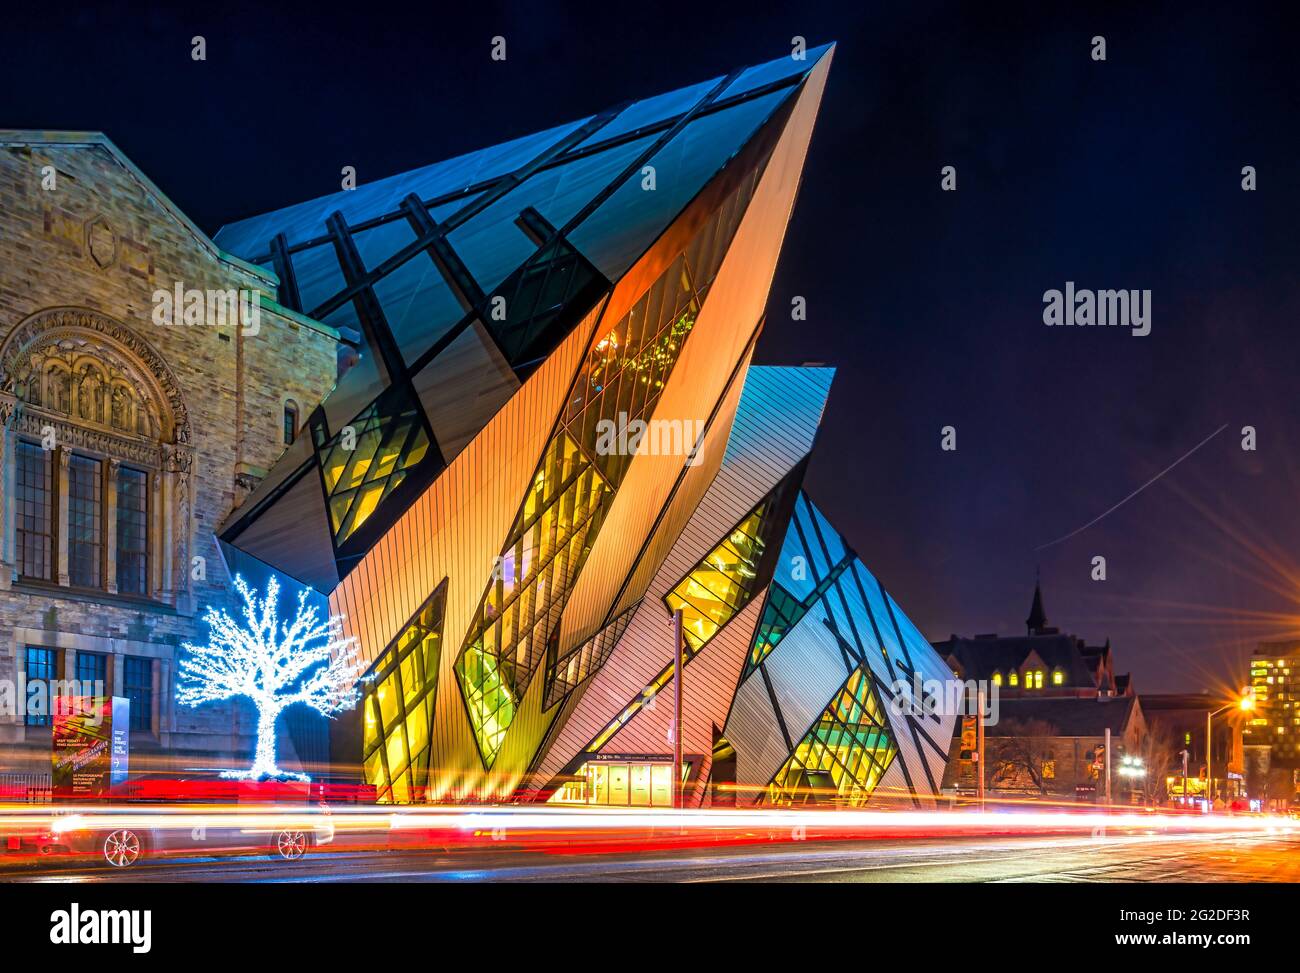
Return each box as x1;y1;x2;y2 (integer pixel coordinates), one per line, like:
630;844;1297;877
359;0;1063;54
943;696;1149;802
934;581;1134;699
0;131;338;781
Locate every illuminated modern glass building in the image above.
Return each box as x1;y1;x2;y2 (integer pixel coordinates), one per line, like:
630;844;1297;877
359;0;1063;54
1245;641;1300;768
217;44;956;806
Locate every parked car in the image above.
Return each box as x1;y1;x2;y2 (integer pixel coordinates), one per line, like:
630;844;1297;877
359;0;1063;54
36;776;336;867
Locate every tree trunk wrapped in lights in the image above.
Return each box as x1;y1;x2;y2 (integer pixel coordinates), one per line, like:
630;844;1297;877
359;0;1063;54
177;576;362;782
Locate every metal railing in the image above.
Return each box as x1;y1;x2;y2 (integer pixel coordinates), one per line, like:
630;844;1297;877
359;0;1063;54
0;772;52;804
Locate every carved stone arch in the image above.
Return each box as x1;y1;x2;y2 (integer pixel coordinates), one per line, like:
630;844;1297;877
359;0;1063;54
0;306;191;445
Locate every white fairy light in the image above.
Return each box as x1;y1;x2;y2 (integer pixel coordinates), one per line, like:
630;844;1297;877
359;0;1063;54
177;575;362;782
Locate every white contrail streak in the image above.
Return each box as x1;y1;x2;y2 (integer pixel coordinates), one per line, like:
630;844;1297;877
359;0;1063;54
1035;423;1229;551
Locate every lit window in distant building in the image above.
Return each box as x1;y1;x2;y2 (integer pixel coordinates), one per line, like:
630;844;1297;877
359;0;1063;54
991;672;1002;686
1052;670;1064;685
1032;670;1044;689
1009;672;1019;687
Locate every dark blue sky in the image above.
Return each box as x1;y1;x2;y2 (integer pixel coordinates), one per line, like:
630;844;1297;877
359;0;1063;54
5;1;1298;692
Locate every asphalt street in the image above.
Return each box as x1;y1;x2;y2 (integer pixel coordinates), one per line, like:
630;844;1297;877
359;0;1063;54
4;829;1296;883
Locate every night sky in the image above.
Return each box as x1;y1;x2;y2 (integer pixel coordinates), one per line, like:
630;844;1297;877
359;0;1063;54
6;2;1298;693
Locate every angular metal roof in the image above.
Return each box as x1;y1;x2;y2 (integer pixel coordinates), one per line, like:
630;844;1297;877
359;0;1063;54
219;45;834;593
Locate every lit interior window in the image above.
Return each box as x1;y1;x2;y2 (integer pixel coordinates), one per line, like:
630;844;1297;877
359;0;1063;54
318;390;431;545
359;584;446;803
665;504;772;653
767;669;896;808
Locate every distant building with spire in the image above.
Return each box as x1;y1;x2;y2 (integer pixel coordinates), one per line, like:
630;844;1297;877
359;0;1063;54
932;580;1133;698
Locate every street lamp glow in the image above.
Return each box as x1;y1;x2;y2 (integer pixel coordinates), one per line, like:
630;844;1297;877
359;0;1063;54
1118;755;1145;778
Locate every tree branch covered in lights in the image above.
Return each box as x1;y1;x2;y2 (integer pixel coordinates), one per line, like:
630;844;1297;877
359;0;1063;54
178;576;362;782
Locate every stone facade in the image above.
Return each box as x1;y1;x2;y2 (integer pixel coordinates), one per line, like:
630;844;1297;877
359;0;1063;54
0;133;338;781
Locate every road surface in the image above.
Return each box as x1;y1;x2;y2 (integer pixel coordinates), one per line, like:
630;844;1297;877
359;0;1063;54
4;829;1296;883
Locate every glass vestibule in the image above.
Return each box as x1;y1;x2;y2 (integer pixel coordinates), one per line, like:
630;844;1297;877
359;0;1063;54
550;759;682;807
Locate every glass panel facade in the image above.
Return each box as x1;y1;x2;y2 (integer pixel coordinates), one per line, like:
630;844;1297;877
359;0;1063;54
665;504;771;653
67;454;103;588
548;760;679;807
115;466;149;596
16;441;53;580
584;478;794;755
745;553;855;676
316;385;432;546
766;669;897;808
360;583;446;803
481;236;605;369
454;164;764;767
544;605;637;708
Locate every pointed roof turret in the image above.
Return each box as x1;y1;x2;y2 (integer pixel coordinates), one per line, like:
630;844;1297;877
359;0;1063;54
1027;573;1049;635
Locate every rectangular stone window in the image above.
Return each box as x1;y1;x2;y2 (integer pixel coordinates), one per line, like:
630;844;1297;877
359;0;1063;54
24;647;57;727
116;466;149;596
68;453;103;588
123;656;152;732
15;441;53;580
75;651;108;694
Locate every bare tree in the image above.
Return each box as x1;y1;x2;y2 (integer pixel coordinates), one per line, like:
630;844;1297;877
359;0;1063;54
1135;725;1176;805
986;718;1058;795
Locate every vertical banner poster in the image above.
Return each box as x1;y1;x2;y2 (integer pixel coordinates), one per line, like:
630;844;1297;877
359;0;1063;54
111;696;131;788
51;696;112;799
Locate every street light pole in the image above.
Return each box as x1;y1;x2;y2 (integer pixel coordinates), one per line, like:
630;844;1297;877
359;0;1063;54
671;609;683;810
976;687;985;812
1205;691;1254;814
1206;709;1213;813
1104;727;1112;806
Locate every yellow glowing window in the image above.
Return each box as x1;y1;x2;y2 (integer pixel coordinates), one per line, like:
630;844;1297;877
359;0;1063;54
1009;672;1019;687
360;583;446;804
1052;670;1064;685
767;669;896;808
318;393;431;544
664;501;774;652
457;178;762;764
991;672;1002;686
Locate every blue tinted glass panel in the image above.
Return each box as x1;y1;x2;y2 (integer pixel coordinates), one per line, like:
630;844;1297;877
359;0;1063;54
214;121;591;256
569;89;789;279
353;219;419;271
372;253;468;365
575;79;720;149
293;245;348;314
717;45;830;100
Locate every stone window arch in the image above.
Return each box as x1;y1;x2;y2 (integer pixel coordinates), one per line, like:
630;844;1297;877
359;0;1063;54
0;307;194;604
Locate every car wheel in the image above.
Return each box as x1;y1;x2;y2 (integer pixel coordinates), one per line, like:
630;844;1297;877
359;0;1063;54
102;829;142;868
274;829;309;861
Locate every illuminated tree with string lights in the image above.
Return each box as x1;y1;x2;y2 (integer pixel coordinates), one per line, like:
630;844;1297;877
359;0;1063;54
177;576;362;782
